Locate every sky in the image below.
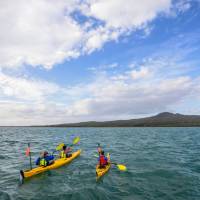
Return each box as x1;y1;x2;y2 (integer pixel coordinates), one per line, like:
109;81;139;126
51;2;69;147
0;0;200;126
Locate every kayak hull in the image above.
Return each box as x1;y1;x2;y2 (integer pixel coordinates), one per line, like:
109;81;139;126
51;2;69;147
96;163;111;181
96;153;111;181
20;149;81;180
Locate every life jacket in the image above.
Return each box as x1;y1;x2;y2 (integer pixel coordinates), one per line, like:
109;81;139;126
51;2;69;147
39;158;47;166
60;150;66;158
99;155;107;165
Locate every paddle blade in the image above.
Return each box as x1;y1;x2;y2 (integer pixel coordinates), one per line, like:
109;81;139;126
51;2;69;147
117;164;127;171
56;143;64;151
25;147;30;156
73;137;80;145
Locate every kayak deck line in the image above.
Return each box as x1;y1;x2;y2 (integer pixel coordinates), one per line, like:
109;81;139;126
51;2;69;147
20;149;82;181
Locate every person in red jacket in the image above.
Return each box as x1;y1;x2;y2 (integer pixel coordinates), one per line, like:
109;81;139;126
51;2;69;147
98;150;108;168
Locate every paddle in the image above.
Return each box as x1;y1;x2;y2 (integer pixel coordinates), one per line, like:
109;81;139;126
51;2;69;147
56;143;65;151
52;136;80;155
71;136;80;146
111;162;127;171
94;154;127;171
25;143;32;170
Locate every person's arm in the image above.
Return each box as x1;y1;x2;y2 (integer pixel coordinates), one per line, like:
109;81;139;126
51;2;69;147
35;158;40;165
104;156;108;164
66;147;71;153
46;155;54;161
49;155;54;160
97;147;102;153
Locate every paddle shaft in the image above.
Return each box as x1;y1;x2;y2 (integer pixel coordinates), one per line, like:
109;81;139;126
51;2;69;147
28;143;32;170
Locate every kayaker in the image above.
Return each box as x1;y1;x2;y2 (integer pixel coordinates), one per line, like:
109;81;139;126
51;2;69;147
98;151;108;168
60;145;72;158
35;151;54;167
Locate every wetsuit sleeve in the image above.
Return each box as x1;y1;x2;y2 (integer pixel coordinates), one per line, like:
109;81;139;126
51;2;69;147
48;155;54;160
35;158;40;165
44;155;54;162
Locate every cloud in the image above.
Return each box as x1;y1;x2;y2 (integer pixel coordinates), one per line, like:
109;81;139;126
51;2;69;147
0;100;71;126
171;0;191;15
0;71;60;101
0;0;82;69
67;75;194;117
85;0;171;29
130;67;151;80
0;0;175;69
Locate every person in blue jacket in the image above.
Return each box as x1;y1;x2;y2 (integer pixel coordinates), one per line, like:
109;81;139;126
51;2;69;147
35;151;54;167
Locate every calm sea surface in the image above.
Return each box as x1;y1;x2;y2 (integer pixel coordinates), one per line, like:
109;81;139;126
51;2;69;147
0;127;200;200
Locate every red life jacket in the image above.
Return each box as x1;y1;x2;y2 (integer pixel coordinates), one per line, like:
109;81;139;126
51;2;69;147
99;155;107;165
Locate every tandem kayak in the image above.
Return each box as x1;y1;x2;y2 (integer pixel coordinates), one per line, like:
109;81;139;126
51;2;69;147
96;153;111;181
20;149;81;181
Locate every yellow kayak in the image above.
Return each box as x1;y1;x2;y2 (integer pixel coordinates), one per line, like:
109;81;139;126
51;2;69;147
20;149;81;181
96;153;111;181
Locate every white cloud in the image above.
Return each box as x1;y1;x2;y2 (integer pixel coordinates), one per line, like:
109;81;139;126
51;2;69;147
173;0;191;14
0;0;175;69
66;75;194;117
83;26;122;53
0;71;60;101
130;67;151;80
85;0;171;29
0;100;71;126
0;0;82;69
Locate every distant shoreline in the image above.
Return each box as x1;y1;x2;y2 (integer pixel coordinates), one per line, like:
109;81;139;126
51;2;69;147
1;126;200;128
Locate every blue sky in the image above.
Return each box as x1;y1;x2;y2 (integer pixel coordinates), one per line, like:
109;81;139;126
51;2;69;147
0;0;200;125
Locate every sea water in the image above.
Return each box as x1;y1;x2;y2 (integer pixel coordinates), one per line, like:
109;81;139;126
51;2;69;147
0;127;200;200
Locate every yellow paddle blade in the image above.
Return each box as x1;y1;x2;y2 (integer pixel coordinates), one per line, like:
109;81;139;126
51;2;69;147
117;164;127;171
73;137;80;145
56;143;64;151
